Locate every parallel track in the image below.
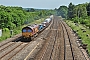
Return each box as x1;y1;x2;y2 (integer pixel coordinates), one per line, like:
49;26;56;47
61;20;87;60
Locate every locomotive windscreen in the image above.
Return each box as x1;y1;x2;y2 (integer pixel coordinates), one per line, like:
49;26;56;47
22;29;26;32
27;29;32;32
22;29;32;32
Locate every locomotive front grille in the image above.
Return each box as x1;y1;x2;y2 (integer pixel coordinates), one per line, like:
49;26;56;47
22;32;32;38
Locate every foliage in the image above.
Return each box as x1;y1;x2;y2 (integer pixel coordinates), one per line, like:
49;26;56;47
56;6;68;18
56;2;90;28
86;3;90;16
0;5;55;30
57;6;68;18
68;2;75;19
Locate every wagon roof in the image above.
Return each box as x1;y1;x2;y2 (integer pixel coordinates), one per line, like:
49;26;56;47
42;22;47;23
22;24;38;30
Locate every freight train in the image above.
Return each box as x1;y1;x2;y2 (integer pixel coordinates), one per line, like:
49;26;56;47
22;15;53;40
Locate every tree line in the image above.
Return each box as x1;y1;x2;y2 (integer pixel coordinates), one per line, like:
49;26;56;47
56;2;90;28
0;5;55;30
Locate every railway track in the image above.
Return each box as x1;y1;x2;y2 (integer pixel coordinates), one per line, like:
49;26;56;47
61;20;88;60
33;16;88;60
0;16;89;60
0;42;28;60
0;34;22;47
34;16;64;60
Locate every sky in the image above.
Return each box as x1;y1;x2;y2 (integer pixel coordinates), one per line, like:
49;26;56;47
0;0;89;9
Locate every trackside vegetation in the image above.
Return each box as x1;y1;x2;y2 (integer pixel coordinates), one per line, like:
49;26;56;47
56;2;90;55
66;20;90;56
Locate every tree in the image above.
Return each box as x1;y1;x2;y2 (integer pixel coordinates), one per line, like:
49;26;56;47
68;2;75;19
30;8;35;12
87;3;90;16
0;5;55;29
57;6;68;18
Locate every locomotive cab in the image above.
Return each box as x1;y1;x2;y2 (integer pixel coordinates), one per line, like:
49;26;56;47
22;27;33;38
22;24;39;39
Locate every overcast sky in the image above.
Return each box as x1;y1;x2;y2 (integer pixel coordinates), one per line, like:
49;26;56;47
0;0;89;9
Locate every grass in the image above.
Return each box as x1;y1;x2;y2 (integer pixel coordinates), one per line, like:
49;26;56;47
0;18;46;42
65;20;90;55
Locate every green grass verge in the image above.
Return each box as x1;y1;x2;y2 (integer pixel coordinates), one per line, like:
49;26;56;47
65;20;90;55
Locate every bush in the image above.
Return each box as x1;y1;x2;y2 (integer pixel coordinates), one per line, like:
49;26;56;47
3;28;9;32
72;17;78;23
